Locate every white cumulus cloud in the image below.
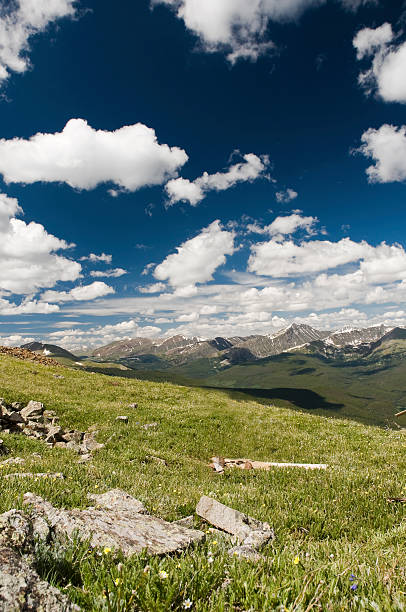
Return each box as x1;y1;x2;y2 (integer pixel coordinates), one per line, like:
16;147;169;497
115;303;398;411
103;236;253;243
0;192;80;294
0;119;188;192
358;124;406;183
154;220;235;288
41;282;114;303
0;0;77;85
354;23;406;103
90;268;127;278
153;0;376;63
165;153;270;205
275;188;298;203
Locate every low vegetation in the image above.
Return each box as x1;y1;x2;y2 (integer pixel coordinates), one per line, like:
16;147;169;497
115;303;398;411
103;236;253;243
1;353;406;611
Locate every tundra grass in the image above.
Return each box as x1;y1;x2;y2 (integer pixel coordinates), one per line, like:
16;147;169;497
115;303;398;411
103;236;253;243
0;354;405;611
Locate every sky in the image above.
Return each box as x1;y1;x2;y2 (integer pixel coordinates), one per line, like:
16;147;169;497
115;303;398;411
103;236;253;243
0;0;406;353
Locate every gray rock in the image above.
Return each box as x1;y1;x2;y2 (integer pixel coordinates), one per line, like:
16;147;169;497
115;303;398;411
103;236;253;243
45;425;64;444
82;432;104;453
61;431;83;444
87;489;148;514
0;510;32;551
173;515;195;528
77;454;92;464
11;402;23;412
24;492;205;557
128;403;138;409
115;416;129;423
7;412;26;424
0;546;79;611
20;401;44;421
196;496;273;548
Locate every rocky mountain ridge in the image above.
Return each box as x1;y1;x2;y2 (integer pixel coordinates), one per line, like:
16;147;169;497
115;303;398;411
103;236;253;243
89;323;397;365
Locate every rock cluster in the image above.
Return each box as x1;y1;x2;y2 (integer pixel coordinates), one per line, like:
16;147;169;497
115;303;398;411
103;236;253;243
23;490;205;556
0;345;59;366
0;398;103;461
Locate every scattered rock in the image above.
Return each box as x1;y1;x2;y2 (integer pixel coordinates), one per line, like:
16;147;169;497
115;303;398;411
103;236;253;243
128;403;138;409
0;398;102;461
4;472;64;480
53;374;65;379
0;510;33;551
116;416;129;423
24;492;205;556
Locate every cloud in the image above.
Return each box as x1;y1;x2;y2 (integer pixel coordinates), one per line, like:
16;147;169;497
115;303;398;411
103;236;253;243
139;282;167;294
358;124;406;183
41;281;114;303
248;213;318;237
90;268;127;278
0;0;77;85
0;119;188;192
275;188;298;203
81;253;112;264
153;0;375;63
165;153;270;205
0;298;59;315
0;192;81;294
354;23;406;103
154;220;235;288
248;235;377;277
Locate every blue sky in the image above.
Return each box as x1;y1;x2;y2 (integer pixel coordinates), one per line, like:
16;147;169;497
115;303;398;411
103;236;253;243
0;0;406;352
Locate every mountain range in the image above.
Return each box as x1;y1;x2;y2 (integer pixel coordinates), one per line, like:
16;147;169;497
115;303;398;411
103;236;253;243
90;323;393;365
21;323;406;427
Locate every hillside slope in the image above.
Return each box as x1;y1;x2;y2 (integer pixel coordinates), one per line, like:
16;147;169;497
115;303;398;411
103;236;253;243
0;353;405;610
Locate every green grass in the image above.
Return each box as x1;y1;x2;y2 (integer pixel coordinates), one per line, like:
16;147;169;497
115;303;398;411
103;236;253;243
0;354;406;610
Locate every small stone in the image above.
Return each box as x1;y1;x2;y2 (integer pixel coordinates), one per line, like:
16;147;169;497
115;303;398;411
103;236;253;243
44;425;64;444
173;516;195;528
8;411;26;424
10;402;23;412
228;546;263;562
141;422;158;430
78;454;92;464
0;457;24;466
116;416;129;423
4;472;64;480
128;403;138;409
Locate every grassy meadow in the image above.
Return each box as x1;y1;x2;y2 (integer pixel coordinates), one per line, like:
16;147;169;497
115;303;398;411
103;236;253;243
0;353;406;610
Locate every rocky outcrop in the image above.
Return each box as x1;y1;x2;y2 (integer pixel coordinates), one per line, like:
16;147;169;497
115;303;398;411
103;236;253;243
24;491;205;556
0;346;60;366
0;398;104;461
0;509;78;611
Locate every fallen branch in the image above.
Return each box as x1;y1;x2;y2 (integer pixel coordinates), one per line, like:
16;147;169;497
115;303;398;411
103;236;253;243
210;457;328;472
